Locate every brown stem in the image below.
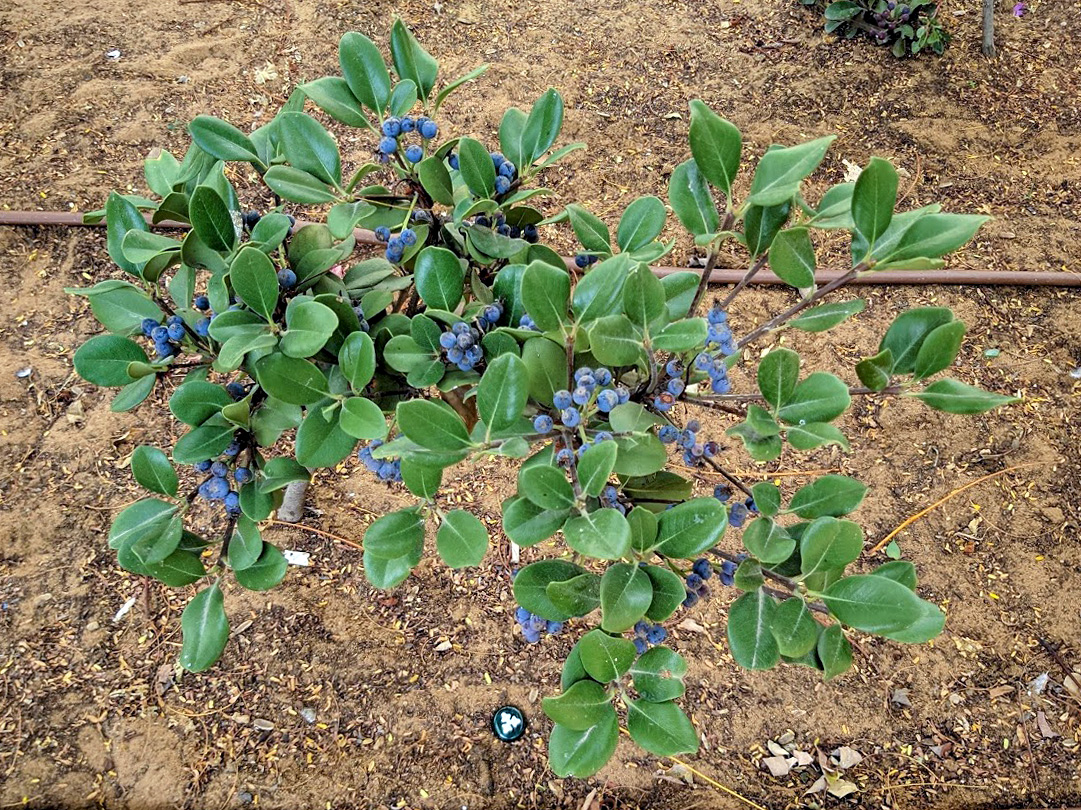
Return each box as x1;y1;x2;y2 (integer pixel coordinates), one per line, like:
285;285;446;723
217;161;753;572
736;264;865;350
718;254;769;310
440;387;478;431
702;455;755;498
688;249;722;318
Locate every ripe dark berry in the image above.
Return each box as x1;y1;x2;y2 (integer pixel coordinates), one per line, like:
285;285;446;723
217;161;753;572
277;269;297;288
418;119;438;139
194;459;213;472
498;161;516;179
194;295;210;311
378;136;397;155
400;117;415;133
533;414;553;433
405;145;423;164
242;210;262;230
382;117;402;138
233;467;252;484
400;228;417;246
151;326;169;342
448;153;459;170
494;176;511;195
375;226;391;242
692;558;712;579
224;491;241;515
226;382;246;400
204;476;229;500
411;209;433;224
223;441;241;458
210;461;229;478
634;637;648;655
553;390;572;409
490;152;505;168
522;224;538;243
141;318;159;337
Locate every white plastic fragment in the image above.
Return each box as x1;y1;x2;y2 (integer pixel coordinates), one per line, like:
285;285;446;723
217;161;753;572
283;549;310;566
105;49;122;60
113;595;137;622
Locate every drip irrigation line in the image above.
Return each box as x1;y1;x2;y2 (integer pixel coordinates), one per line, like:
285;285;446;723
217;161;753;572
2;210;1078;287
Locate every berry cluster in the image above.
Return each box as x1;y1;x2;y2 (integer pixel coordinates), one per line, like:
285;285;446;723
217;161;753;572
543;367;629;432
192;442;246;515
374;225;419;264
472;211;538;243
438;303;502;373
515;606;563;644
517;314;540;331
377;115;439;164
868;2;913;42
631;619;668;654
358;439;403;483
657;419;720;467
192;296;212;337
705;304;736;356
713;484;758;528
141;315;189;360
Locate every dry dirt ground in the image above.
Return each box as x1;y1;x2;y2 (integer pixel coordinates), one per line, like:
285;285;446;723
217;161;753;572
0;0;1080;808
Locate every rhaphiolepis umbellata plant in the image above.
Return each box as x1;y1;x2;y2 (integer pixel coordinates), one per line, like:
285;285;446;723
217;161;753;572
805;0;950;56
69;23;1015;776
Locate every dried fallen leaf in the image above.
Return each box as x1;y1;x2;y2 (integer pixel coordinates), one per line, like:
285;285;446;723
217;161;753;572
805;775;827;795
1036;711;1059;738
793;750;814;766
834;746;863;769
677;618;708;634
762;755;791;777
828;778;859;798
891;688;912;707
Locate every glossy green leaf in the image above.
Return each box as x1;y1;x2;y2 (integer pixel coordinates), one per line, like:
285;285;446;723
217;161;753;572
74;335;147;387
188;116;262;165
688;100;741;196
776;372;850;425
727;589;780;670
577;441;618;498
255;354;330;405
768;227;816;289
578;629;636;682
295;407;357;468
655;497;727;559
616;196;666;252
669;158;720;236
179;584;229;672
626;699;699;756
599;563;652;632
436;509;488;568
788;475;867;519
747;136;835;207
513;559;588;621
548;712;619;778
131;446;178;497
339;31;392;113
909;378;1017;414
543;681;614;731
563;508;632;560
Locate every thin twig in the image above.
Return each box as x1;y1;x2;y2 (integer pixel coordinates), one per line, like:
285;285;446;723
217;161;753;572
718;254;769;310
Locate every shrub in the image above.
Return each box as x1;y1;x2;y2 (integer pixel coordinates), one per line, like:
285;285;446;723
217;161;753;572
68;23;1013;776
807;0;950;55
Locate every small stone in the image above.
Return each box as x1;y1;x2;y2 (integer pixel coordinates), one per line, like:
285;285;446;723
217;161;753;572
434;640;452;652
15;367;32;378
253;718;274;731
85;620;100;632
237;791;253;805
299;708;316;724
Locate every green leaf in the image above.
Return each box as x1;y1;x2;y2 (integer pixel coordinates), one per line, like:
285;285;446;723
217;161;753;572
398;458;442;499
108;498;177;551
799;517;863;577
339;396;387;440
179;583;229;672
519;464;576;511
434;509;488;568
397;399;471;452
255;354;330;405
651;318;708;352
743;201;792;257
768;227;816;289
589;315;644;366
110;375;157;412
295;407;358;468
643;564;686;621
909;378;1017;414
106;193;150;277
389;19;438;100
514;559;588;621
688;100;741;196
264;165;338;204
478;353;529;437
417;156;455;205
228;517;264;571
457;136;497;198
577;441;618;498
599;563;652;632
747;136;836;207
821;574;936;636
142;549;206;587
120;230;181;266
339;31;392;113
521;88;564;165
578;629;636;682
299;77;371;128
189;185;236;253
549;713;619;778
131;446;178;497
169;381;231;425
74;335;146;387
669;158;720;237
661;271;699;319
280;300;337;357
520;260;570;332
363;507;425;559
563;509;632;560
188;116;262;165
630;646;687;702
856;348;894;391
872;560;918;590
173;419;235;464
626;699;699;756
817;624;853;680
742;518;795;564
913;321;966;380
234;543;288;591
414;246;464;310
809;182;855;229
788;298;865;332
880;213;989;263
258;457;309;493
616;196;666;252
880;307;955;374
339;331;377;391
433;63;489;113
655;497;727;559
572;254;629;323
757;347;799;408
613;433;667;477
786;422;851;452
750;482;782;518
543;681;615;731
789;475;867;519
851;157;898;248
277;112;341;186
727;589;780;669
502;496;568;547
566;204;611;253
546;573;601;617
623;263;666;327
467;225;528;259
65;280;163;335
770;597;819;658
776;372;850;425
497;107;528;172
229;246;279;321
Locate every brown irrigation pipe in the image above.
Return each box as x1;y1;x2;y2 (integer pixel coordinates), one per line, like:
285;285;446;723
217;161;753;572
2;209;1079;287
